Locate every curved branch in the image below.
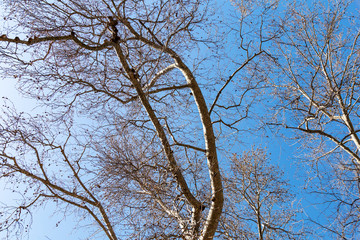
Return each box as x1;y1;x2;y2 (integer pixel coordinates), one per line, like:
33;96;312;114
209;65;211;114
145;63;177;90
119;18;224;238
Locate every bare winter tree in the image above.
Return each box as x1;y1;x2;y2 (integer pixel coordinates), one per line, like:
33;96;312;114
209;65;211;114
0;0;274;239
218;148;304;240
268;0;360;238
0;0;225;239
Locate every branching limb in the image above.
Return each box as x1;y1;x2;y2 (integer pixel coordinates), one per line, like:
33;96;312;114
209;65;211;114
0;33;112;51
209;52;263;115
163;117;206;153
144;63;177;90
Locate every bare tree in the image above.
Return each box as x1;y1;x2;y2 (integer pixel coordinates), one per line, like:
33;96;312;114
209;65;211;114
268;0;360;238
218;148;304;240
0;0;227;239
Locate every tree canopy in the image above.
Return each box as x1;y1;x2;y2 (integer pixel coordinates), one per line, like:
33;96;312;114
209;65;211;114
0;0;359;239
